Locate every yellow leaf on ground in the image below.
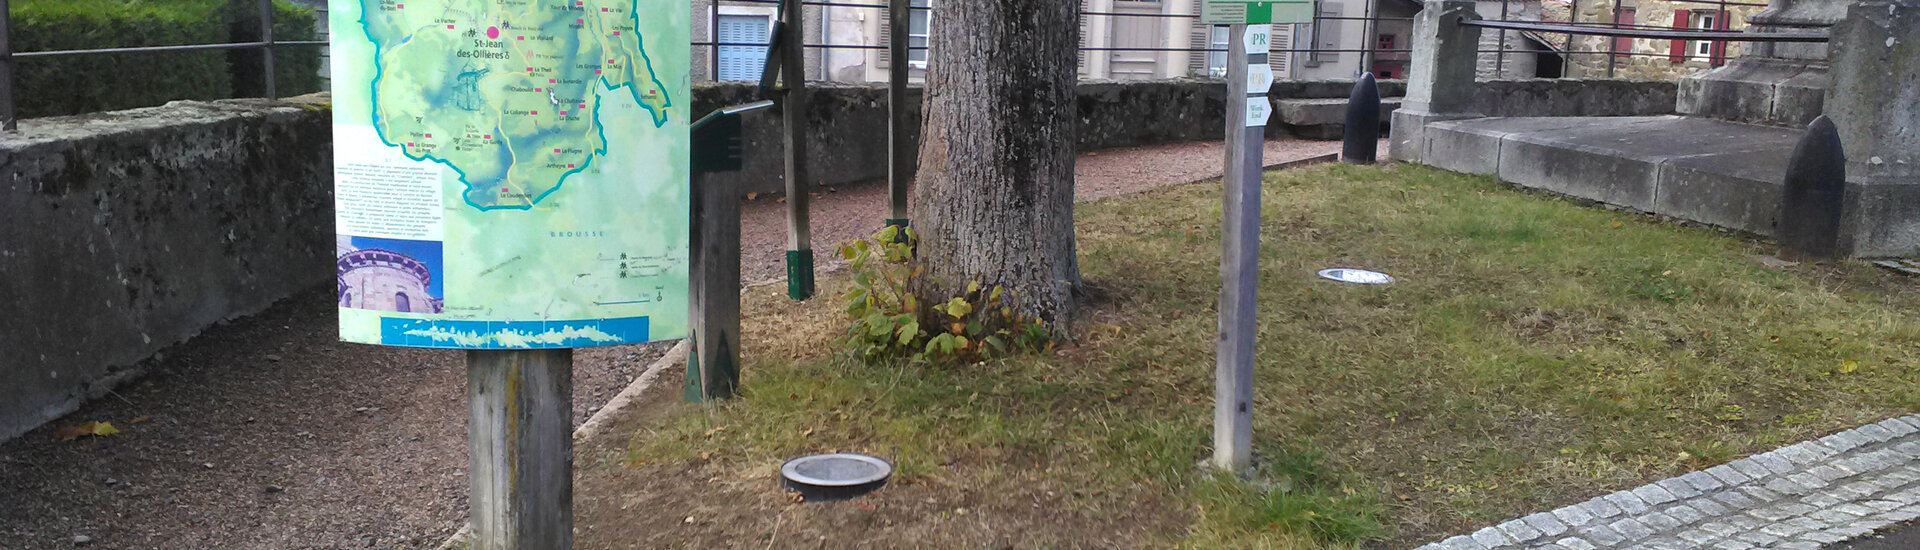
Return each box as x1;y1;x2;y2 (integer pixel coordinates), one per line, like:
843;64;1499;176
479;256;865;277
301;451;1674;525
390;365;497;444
51;421;120;441
1839;360;1860;374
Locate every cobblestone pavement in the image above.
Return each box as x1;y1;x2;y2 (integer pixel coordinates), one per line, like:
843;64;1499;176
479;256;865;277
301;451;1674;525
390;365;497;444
1414;415;1920;550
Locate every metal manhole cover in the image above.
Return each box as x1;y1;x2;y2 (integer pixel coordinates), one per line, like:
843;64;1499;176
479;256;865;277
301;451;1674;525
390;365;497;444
1317;268;1396;284
780;453;891;501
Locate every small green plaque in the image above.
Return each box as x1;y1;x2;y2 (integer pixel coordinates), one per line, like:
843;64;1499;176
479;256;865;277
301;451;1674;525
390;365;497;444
1203;0;1312;25
1246;2;1274;24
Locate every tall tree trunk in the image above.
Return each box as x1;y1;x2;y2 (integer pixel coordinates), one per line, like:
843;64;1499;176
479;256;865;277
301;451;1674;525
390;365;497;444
910;0;1081;333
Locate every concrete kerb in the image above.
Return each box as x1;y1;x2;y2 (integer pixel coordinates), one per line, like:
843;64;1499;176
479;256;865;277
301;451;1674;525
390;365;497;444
1412;415;1920;550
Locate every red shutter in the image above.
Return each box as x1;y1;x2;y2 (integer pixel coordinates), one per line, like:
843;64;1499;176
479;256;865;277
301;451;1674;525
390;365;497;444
1709;10;1730;65
1669;9;1689;62
1612;8;1637;57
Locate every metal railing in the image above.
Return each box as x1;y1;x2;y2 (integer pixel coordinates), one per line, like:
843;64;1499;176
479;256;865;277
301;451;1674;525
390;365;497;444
689;0;1810;85
0;0;328;131
0;0;1835;128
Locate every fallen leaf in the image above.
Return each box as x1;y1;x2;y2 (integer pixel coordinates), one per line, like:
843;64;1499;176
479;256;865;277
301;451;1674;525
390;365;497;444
52;421;120;441
1609;220;1624;228
746;192;759;200
1839;359;1860;374
128;415;151;424
703;426;727;438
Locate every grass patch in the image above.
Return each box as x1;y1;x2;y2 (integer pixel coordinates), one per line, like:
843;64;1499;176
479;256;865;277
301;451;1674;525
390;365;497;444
623;163;1920;548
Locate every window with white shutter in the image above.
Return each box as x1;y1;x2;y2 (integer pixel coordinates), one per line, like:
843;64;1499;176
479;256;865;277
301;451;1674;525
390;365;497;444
715;13;772;81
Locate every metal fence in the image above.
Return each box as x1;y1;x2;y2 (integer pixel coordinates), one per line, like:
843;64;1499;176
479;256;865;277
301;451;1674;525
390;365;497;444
0;0;1828;130
691;0;1819;84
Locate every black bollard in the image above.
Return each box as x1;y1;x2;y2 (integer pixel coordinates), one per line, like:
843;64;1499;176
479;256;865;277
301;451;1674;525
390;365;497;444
1342;73;1381;164
1778;115;1847;260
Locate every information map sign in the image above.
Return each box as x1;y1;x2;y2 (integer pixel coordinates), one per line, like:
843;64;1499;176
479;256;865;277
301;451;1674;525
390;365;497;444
329;0;690;349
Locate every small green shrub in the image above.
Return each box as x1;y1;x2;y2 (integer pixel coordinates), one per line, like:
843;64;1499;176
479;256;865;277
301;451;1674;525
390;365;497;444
13;0;232;117
837;225;1050;363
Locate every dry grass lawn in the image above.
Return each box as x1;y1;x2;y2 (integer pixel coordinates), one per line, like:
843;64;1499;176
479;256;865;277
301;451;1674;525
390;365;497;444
597;163;1920;549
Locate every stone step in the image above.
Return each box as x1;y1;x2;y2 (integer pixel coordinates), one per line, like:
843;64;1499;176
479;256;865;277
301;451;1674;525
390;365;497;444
1422;115;1802;238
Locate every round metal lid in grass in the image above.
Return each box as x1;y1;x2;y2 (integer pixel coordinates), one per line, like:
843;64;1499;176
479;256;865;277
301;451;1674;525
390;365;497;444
780;453;892;502
1317;268;1396;284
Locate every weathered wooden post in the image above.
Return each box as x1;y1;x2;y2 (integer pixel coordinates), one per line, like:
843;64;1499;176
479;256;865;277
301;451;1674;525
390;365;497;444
886;0;912;234
1777;115;1846;260
686;101;770;401
1214;21;1265;473
256;0;276;100
778;0;815;300
0;0;15;131
466;350;573;550
1200;0;1311;474
1342;73;1380;164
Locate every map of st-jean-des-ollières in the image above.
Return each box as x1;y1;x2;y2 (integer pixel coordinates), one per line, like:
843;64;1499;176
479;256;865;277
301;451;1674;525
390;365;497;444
332;0;689;350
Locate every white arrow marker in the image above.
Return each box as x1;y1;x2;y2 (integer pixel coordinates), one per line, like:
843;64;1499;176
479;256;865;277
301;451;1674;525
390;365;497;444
1246;100;1272;127
1247;64;1274;94
1244;25;1272;53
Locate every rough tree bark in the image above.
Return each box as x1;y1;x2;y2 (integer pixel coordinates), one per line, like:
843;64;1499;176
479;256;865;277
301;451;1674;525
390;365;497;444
910;0;1081;333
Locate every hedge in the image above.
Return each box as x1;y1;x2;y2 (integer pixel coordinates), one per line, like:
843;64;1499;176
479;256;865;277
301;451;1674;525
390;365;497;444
13;0;233;118
11;0;322;118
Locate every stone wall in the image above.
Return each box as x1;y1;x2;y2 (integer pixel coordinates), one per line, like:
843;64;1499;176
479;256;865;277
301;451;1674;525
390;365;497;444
0;95;335;441
694;77;1668;194
1470;79;1677;117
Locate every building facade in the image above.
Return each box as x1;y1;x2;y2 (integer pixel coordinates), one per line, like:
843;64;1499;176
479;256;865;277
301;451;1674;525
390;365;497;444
1540;0;1760;79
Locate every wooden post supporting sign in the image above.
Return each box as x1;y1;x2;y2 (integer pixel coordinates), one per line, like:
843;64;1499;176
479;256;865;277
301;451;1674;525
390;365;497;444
1214;23;1267;473
466;349;574;550
688;170;742;401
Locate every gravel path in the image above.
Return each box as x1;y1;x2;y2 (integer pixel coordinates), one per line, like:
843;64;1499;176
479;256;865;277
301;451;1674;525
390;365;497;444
0;289;670;550
0;137;1343;549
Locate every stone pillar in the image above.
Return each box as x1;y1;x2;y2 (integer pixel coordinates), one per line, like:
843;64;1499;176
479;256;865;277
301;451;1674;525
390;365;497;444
1825;0;1920;256
1389;0;1483;163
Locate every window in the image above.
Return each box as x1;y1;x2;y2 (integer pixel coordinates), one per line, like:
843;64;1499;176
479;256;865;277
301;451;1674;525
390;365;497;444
715;12;773;81
1377;34;1395;51
1206;25;1230;78
394;292;411;312
908;0;931;68
1691;11;1718;58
